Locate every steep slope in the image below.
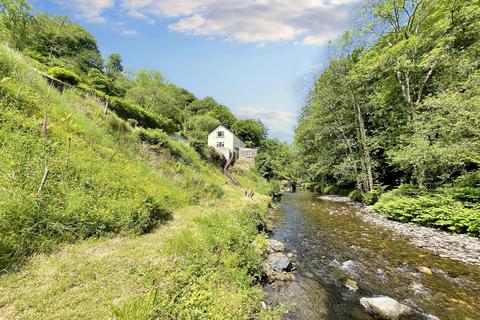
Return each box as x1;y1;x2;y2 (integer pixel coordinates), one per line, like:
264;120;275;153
0;45;281;319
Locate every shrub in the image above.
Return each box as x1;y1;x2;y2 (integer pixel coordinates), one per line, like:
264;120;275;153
363;185;387;205
268;180;283;201
207;146;226;168
137;128;168;146
374;186;480;236
323;184;351;197
129;197;172;234
348;189;363;202
108;97;177;133
189;138;207;157
48;66;80;85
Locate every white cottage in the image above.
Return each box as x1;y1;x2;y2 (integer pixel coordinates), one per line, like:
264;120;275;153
208;125;258;162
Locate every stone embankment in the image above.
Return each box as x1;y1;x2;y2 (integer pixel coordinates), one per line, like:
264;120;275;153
318;195;480;266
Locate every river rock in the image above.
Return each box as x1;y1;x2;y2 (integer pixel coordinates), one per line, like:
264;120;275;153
360;296;414;319
267;239;286;254
263;252;295;282
345;279;359;292
418;266;433;275
267;253;293;272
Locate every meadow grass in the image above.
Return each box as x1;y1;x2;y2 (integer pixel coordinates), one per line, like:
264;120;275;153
0;187;281;319
0;44;232;270
0;44;281;319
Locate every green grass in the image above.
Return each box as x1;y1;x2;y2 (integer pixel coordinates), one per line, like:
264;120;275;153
0;44;227;271
0;44;282;319
0;188;282;319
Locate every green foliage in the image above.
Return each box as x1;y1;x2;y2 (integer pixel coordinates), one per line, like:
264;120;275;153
27;14;103;74
256;138;297;181
137;128;169;146
295;0;480;234
374;183;480;236
0;0;33;50
268;180;283;200
0;44;231;270
348;189;363;202
363;185;387;205
48;66;80;85
113;204;281;319
87;68;113;95
108;97;177;133
323;185;352;197
232;119;267;148
105;53;123;79
255;153;275;180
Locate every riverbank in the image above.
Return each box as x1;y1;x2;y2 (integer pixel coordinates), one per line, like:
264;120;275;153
267;192;480;319
319;195;480;266
0;187;282;319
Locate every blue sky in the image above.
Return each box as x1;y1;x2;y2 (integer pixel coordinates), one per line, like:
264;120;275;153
32;0;361;142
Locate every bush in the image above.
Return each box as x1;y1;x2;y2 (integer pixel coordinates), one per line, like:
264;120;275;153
129;197;172;234
207;146;226;168
137;128;168;146
189;138;207;157
48;66;80;85
348;189;363;202
363;185;387;205
323;184;351;197
268;180;283;201
108;97;177;133
374;186;480;236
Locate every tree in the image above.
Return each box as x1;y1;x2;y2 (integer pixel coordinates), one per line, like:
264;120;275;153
126;70;175;119
295;0;480;194
26;14;103;73
0;0;33;50
231;119;267;148
106;53;123;78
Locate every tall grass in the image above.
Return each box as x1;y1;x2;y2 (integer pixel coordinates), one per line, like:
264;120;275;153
0;45;226;271
113;202;282;320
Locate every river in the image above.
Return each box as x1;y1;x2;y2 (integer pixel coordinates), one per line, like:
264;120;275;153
264;191;480;320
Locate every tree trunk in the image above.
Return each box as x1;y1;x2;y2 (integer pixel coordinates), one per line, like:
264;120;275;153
326;104;363;191
351;95;374;192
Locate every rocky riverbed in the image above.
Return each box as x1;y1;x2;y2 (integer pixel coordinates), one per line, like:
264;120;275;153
265;192;480;320
318;195;480;266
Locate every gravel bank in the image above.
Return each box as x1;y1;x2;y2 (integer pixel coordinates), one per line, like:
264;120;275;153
318;195;480;266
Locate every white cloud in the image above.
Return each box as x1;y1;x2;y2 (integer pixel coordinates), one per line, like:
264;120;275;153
120;29;138;36
54;0;114;23
234;107;296;139
122;0;361;45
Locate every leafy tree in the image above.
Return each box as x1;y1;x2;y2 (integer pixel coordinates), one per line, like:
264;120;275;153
106;53;123;78
187;114;220;140
0;0;33;50
26;14;103;74
87;68;113;94
126;70;182;125
231;119;267;148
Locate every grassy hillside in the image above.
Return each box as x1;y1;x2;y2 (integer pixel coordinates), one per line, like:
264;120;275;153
0;187;282;319
0;44;281;319
0;44;243;270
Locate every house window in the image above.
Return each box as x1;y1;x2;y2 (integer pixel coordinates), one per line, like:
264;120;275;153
217;131;224;138
246;152;252;158
216;142;225;148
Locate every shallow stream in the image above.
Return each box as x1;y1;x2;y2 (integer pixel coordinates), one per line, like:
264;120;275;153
265;192;480;319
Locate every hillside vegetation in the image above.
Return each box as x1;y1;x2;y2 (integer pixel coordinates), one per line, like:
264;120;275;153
295;0;480;235
0;1;285;318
